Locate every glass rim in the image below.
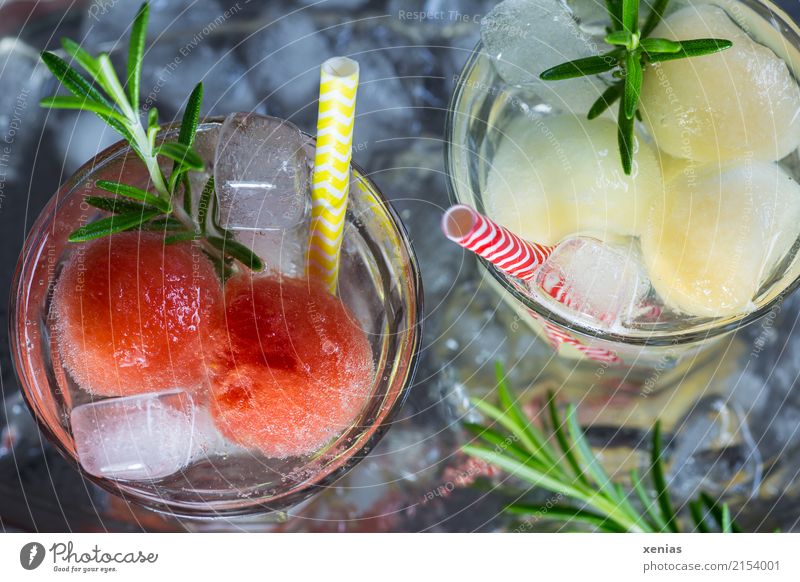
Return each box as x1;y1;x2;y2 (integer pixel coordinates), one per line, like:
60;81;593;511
10;116;425;518
444;13;800;348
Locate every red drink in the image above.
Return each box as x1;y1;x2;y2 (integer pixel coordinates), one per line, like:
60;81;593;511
51;231;373;459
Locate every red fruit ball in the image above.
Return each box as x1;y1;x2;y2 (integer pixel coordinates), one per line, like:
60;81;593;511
211;275;374;458
53;231;223;397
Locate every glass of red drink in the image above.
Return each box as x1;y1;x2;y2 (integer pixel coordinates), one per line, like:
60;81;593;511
10;118;422;518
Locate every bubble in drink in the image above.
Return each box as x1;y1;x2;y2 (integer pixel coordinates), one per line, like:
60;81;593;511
484;115;662;245
215;113;311;231
480;0;607;112
533;237;650;329
639;4;800;163
52;232;223;397
71;390;196;480
641;161;800;317
210;274;374;458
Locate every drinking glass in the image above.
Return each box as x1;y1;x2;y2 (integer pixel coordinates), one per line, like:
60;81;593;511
445;0;800;373
10;119;423;518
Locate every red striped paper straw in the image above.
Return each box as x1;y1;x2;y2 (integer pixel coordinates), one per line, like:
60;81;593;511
442;204;554;281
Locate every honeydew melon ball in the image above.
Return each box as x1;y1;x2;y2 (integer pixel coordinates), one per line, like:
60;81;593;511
639;5;800;164
641;161;800;318
484;115;662;245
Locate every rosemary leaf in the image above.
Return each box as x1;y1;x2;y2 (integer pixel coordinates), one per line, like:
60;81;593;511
647;38;733;62
463;444;589;502
641;0;670;38
463;422;538;465
688;499;711;533
39;96;127;124
547;394;587;484
624;51;643;119
68;209;161;242
39;52;113;109
699;493;743;533
565;406;616;499
606;30;633;47
210;186;230;237
640;37;681;53
617;95;635;175
472;398;558;474
197;176;215;236
84;195;158;215
61;38;101;79
650;422;679;532
142;216;184;231
95;179;170;212
148;107;159;129
164;231;199;245
169;83;204;193
623;0;639;34
181;173;193;215
203;251;235;283
495;363;555;461
588;83;623;120
156;142;204;170
96;53;134;117
630;468;667;531
178;83;203;149
126;2;149;112
540;52;620;81
507;504;628;533
721;504;733;533
208;235;264;271
605;0;623;30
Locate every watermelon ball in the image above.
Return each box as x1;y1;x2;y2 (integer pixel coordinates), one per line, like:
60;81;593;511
52;231;223;397
211;274;374;458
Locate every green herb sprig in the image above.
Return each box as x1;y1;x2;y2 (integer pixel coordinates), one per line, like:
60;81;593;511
39;2;262;274
463;363;741;533
540;0;732;175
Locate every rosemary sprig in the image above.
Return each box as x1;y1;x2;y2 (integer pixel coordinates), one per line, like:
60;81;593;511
463;363;740;533
540;0;732;175
38;2;262;272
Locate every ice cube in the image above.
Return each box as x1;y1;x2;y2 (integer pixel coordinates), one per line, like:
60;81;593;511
242;10;331;125
298;0;371;8
333;38;417;148
51;111;122;174
388;0;487;39
666;396;762;502
81;0;225;53
0;392;40;461
214;112;310;231
563;0;609;32
0;38;49;177
533;237;650;329
371;139;464;304
141;42;257;118
640;4;800;163
480;0;608;112
71;390;197;481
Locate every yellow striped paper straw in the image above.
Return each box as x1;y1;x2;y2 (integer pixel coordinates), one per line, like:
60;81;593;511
307;56;359;293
